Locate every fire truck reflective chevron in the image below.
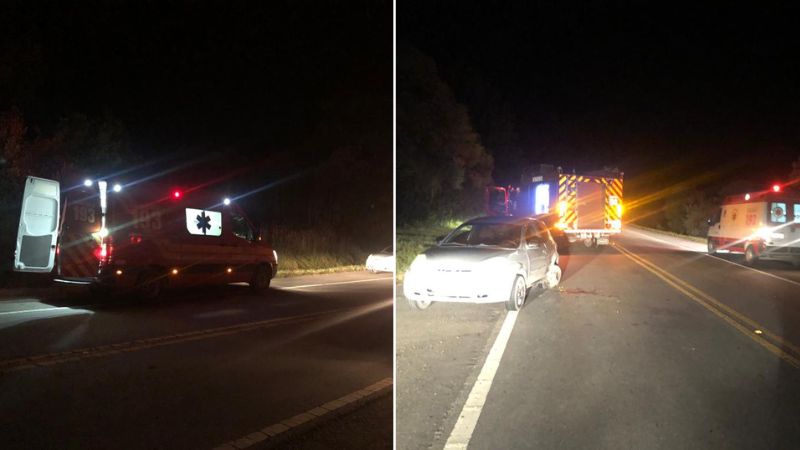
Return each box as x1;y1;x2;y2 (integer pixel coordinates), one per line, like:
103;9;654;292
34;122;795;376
557;174;623;230
487;165;623;247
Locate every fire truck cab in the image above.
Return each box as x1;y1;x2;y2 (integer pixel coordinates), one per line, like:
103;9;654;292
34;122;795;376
707;187;800;266
14;176;278;298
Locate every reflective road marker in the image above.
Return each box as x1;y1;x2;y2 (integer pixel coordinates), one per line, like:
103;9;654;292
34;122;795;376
444;310;519;449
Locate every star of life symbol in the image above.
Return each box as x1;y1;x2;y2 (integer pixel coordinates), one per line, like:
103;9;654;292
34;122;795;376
185;208;221;236
196;211;212;234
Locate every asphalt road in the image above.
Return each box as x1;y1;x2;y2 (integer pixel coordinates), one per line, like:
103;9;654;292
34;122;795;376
397;227;800;449
0;271;393;450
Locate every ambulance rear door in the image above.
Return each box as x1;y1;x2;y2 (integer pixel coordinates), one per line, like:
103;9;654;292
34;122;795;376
14;176;60;273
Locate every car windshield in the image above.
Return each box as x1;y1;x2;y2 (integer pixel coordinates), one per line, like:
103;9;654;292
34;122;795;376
441;223;521;249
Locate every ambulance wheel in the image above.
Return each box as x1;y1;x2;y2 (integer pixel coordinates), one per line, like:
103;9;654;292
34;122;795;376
250;264;271;292
506;276;527;311
137;269;163;300
744;246;759;266
707;239;716;255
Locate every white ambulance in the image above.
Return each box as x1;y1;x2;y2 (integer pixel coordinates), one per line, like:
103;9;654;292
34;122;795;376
14;176;278;298
707;185;800;266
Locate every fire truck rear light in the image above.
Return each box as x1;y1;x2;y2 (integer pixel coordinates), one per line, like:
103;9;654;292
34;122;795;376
94;244;108;260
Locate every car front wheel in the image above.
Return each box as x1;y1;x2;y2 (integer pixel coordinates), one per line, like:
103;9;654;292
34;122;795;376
544;263;562;289
407;297;432;310
506;276;526;311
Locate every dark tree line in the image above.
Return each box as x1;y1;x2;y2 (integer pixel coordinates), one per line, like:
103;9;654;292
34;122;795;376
397;45;493;224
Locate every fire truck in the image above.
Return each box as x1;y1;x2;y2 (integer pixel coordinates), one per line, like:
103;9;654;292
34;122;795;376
487;165;624;247
13;176;278;298
707;184;800;266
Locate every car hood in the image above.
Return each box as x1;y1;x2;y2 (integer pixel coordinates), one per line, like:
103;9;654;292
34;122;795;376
422;246;516;264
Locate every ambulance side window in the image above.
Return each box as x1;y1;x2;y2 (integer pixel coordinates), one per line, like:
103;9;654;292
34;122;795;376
231;214;254;241
770;202;787;224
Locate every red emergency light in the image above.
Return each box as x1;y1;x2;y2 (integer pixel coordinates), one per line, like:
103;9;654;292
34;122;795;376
172;190;182;199
772;184;781;193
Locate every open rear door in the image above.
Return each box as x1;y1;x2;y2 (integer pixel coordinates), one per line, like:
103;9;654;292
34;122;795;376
14;176;60;272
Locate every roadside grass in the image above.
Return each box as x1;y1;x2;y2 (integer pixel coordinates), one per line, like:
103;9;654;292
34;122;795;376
397;217;468;279
271;228;369;273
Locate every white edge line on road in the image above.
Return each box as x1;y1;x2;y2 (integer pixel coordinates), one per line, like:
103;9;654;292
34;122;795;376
444;311;519;450
0;306;90;316
278;277;393;290
212;377;393;450
626;228;800;289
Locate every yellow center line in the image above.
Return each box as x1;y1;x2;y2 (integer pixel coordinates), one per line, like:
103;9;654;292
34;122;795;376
0;308;349;375
613;242;800;368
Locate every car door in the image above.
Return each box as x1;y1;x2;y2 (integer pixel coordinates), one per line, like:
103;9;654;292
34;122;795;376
14;176;61;273
523;221;548;281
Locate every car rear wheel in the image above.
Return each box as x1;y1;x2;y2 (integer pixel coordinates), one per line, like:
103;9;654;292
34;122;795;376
407;297;432;310
506;276;526;311
744;245;758;266
250;264;272;292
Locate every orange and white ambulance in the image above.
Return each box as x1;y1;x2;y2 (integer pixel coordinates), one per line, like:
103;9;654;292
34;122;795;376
707;185;800;266
14;176;278;298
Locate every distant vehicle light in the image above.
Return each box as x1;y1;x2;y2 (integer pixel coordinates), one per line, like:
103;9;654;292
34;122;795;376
772;184;781;193
113;183;122;192
173;190;182;199
223;198;231;205
745;193;751;201
115;269;123;276
171;268;179;275
84;179;93;187
226;267;233;273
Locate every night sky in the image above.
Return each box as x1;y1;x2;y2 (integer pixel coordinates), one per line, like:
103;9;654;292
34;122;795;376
401;2;800;189
1;0;391;242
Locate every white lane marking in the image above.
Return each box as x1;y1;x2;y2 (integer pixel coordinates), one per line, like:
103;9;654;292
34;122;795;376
626;228;800;288
277;277;393;290
445;311;519;449
212;377;393;449
0;306;92;316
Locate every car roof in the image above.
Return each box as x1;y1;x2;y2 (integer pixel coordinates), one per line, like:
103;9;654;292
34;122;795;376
464;215;540;225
